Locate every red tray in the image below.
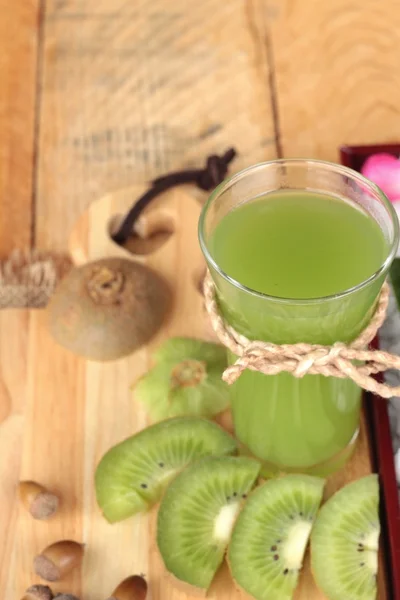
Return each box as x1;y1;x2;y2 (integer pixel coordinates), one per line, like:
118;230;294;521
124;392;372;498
341;145;400;600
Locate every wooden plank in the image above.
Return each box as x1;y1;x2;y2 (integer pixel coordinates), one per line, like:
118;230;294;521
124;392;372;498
262;3;394;595
16;316;85;596
11;1;276;597
266;0;400;161
69;188;212;600
0;312;30;597
0;0;39;254
6;0;392;598
35;0;277;251
0;0;40;596
45;187;386;600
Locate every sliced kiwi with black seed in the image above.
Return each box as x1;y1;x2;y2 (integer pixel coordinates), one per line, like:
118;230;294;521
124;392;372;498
311;474;380;600
95;417;237;523
228;474;325;600
133;337;230;421
157;456;261;592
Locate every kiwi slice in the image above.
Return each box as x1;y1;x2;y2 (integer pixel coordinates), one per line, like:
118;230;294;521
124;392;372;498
95;417;236;523
228;474;325;600
157;456;261;592
311;474;380;600
134;337;230;421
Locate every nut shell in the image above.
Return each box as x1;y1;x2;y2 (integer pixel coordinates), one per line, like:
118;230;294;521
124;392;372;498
33;541;84;582
47;258;170;361
111;575;147;600
19;481;59;520
22;584;53;600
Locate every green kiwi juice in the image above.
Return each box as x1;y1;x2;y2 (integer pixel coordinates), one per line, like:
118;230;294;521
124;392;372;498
200;164;397;476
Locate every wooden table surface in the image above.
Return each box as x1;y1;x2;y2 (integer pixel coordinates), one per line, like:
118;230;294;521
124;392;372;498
1;0;400;598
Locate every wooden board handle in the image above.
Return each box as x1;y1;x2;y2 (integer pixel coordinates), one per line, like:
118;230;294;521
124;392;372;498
68;185;213;340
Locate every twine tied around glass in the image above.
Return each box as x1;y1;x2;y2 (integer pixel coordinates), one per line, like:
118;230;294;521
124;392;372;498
203;271;400;399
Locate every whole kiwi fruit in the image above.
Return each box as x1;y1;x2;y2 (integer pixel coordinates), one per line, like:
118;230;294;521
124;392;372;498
47;257;170;361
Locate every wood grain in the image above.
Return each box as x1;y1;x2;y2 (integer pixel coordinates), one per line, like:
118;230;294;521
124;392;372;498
1;0;397;597
266;0;400;161
14;0;278;594
295;413;388;599
68;188;229;599
16;315;85;595
0;312;30;597
61;190;388;599
35;0;277;251
0;0;40;595
0;0;39;254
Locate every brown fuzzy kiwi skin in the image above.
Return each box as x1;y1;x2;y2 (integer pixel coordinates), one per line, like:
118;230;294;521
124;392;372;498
47;258;170;361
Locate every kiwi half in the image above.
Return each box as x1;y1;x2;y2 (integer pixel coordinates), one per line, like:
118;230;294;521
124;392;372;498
311;474;380;600
134;337;230;421
157;456;261;592
95;417;237;523
228;474;325;600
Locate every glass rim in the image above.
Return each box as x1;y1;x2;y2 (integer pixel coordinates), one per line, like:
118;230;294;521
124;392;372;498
198;158;400;306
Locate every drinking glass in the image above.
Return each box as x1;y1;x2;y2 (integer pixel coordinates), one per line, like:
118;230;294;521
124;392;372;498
199;160;399;475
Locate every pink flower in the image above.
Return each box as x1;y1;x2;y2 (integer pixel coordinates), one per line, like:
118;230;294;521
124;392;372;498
361;153;400;203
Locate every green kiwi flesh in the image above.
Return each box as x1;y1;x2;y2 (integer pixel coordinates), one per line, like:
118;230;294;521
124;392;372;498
228;474;325;600
134;337;230;421
95;417;237;523
311;474;380;600
157;456;261;592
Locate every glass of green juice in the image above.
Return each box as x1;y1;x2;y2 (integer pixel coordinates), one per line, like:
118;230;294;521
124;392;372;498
199;159;399;476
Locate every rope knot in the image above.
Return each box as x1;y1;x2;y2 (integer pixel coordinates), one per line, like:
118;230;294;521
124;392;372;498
204;271;400;399
294;353;318;378
293;343;345;377
196;149;237;190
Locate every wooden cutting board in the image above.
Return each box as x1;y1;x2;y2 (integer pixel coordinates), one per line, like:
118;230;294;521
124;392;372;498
10;186;389;599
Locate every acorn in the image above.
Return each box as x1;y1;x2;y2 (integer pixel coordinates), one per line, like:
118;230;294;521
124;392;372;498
22;584;53;600
107;575;147;600
18;481;59;520
33;541;84;582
